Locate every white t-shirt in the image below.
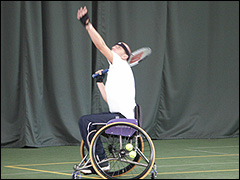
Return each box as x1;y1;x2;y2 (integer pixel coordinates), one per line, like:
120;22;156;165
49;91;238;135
105;51;136;119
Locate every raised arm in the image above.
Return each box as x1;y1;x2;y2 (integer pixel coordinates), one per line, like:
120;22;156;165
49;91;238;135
77;6;113;63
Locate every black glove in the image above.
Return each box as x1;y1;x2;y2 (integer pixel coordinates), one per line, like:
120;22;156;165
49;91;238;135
80;13;90;27
96;74;105;83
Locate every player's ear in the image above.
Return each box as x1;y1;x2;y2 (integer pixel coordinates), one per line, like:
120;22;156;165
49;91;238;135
121;54;129;61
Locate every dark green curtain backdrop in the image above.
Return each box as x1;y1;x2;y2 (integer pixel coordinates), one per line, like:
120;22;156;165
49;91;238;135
1;1;239;147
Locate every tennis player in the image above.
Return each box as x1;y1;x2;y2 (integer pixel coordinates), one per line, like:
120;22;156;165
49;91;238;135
76;6;136;174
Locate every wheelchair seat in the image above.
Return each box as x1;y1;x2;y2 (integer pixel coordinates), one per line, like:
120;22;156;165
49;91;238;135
104;104;142;137
105;118;138;137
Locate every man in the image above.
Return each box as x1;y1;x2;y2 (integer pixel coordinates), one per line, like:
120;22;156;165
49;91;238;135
77;6;136;174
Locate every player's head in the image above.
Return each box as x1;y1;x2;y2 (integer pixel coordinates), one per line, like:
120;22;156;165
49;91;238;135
112;42;131;61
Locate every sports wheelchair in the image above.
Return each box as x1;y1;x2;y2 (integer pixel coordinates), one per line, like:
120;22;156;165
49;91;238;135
72;104;157;179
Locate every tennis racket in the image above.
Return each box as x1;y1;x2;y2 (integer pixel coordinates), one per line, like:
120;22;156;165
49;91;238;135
92;47;152;78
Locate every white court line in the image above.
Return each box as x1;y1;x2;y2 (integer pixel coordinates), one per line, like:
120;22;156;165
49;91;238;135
159;161;239;168
190;146;239;149
184;149;231;155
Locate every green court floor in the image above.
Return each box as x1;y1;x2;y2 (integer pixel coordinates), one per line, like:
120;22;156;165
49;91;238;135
1;137;239;179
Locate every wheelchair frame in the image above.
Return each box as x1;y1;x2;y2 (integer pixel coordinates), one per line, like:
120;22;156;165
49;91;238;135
73;105;157;179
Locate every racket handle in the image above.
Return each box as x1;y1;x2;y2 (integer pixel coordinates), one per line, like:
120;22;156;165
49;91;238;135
92;69;109;78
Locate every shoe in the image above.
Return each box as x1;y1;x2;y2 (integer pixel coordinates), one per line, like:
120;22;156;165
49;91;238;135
79;159;110;175
99;160;110;171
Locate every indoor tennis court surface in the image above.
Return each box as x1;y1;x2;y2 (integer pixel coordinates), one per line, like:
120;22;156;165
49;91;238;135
1;137;239;179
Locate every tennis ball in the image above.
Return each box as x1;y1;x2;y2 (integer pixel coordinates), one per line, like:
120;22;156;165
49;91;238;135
125;143;133;151
129;151;137;159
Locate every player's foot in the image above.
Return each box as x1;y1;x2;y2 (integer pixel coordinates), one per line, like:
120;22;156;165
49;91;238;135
80;160;110;175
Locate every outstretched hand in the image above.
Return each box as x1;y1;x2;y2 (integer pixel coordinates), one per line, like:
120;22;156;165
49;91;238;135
77;6;87;20
77;6;89;25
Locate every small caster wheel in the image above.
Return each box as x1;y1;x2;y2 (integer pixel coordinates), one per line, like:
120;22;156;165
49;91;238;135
151;169;157;179
72;171;81;179
151;163;157;179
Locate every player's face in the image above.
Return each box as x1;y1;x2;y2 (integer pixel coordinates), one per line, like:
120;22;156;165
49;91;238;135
112;45;126;56
111;42;131;60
